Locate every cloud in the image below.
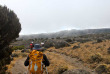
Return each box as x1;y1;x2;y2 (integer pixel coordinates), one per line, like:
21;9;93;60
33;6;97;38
0;0;110;35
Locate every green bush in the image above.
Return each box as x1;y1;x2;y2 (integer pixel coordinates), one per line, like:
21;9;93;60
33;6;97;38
12;45;25;50
44;41;54;48
0;5;21;73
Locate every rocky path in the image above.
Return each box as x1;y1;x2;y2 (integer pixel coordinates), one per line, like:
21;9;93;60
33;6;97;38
11;58;28;74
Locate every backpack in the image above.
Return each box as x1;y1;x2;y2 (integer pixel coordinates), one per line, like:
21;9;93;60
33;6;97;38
28;50;43;74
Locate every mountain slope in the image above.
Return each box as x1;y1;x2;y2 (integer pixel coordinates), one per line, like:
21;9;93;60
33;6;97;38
18;28;110;40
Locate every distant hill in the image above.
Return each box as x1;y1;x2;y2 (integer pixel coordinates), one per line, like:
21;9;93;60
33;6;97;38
18;28;110;40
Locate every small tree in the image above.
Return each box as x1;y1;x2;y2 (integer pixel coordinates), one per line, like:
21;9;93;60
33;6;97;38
0;5;21;73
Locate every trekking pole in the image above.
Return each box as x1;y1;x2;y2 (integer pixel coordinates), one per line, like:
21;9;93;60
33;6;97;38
45;66;48;74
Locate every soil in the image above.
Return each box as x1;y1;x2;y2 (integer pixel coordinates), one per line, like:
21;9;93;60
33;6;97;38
11;58;28;74
10;50;96;74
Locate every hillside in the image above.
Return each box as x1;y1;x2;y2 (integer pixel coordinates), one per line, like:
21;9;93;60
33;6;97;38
18;28;110;40
7;33;110;74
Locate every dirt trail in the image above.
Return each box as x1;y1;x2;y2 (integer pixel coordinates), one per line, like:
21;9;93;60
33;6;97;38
11;58;28;74
10;50;96;74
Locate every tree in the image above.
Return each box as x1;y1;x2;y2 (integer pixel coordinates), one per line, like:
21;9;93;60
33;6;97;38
0;5;21;73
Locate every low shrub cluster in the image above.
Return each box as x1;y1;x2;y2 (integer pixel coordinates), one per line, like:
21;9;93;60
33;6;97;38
0;46;13;74
11;52;27;58
72;45;80;50
21;49;30;53
54;41;70;49
95;64;110;74
97;39;103;43
57;65;68;74
12;45;25;50
65;39;72;43
21;53;27;57
107;47;110;54
44;40;54;48
88;53;103;63
11;53;19;57
62;69;90;74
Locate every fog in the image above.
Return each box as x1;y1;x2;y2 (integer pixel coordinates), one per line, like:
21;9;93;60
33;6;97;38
1;0;110;35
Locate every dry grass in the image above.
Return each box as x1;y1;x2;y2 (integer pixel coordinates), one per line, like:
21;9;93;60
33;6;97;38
7;40;110;73
6;57;20;73
6;50;29;73
12;50;29;58
44;51;76;74
46;40;110;70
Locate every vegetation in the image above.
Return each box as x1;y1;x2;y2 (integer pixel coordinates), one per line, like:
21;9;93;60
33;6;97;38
95;64;108;74
57;65;68;74
44;40;54;48
54;41;70;49
8;32;110;73
65;38;72;42
12;45;25;50
89;53;103;63
0;5;21;73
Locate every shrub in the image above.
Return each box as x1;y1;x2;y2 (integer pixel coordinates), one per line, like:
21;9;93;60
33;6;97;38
12;45;25;50
97;39;103;43
72;45;80;50
107;47;110;54
51;38;54;39
21;53;27;57
11;53;19;57
44;40;54;48
25;49;31;53
21;49;26;53
54;41;70;49
89;53;103;63
95;64;108;74
107;66;110;74
57;65;68;74
75;38;91;43
21;49;30;53
56;37;60;39
65;39;72;42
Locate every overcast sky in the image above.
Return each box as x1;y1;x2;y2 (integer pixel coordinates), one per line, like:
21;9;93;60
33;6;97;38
0;0;110;35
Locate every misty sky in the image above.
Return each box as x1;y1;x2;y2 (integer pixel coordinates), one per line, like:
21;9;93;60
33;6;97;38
0;0;110;35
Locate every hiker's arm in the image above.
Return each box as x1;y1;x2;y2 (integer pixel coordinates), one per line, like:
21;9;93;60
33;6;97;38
24;56;29;66
43;54;50;66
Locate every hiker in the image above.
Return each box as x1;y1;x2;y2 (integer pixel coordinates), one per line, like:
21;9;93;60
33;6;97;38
24;44;50;74
30;42;34;50
41;42;44;47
